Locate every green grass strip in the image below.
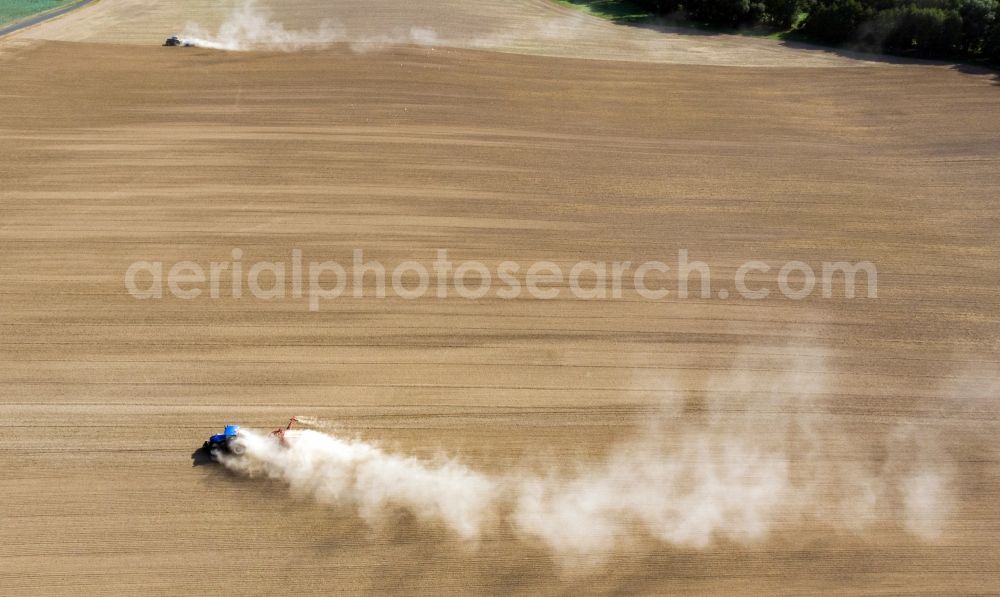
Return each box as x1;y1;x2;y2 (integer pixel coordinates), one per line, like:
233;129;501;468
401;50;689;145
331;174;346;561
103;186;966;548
0;0;78;26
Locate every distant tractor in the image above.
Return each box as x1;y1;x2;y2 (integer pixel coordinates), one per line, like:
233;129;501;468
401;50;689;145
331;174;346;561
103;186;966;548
163;36;195;47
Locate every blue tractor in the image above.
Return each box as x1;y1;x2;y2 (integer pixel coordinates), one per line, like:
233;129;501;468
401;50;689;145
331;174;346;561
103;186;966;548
202;424;244;457
196;418;295;465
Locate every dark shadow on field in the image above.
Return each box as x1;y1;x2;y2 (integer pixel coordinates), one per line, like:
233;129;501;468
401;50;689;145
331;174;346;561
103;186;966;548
191;446;216;466
952;62;1000;85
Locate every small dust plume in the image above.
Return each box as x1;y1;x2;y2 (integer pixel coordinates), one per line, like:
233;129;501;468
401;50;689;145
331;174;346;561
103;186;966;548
220;429;498;540
290;415;335;429
901;469;952;541
176;1;598;53
178;0;440;52
513;435;790;559
180;1;345;51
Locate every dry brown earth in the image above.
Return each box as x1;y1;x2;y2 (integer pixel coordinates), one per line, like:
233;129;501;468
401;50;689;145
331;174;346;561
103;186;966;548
1;1;999;594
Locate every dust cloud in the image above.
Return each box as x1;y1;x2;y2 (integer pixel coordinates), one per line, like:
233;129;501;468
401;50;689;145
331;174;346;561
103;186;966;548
178;0;441;52
218;354;959;563
178;0;595;52
180;1;345;51
220;427;499;540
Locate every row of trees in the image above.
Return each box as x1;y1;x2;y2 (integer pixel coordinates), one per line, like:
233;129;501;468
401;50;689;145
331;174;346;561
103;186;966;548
630;0;1000;62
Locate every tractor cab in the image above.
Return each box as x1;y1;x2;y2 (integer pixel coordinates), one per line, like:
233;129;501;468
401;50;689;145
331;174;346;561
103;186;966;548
203;424;241;456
